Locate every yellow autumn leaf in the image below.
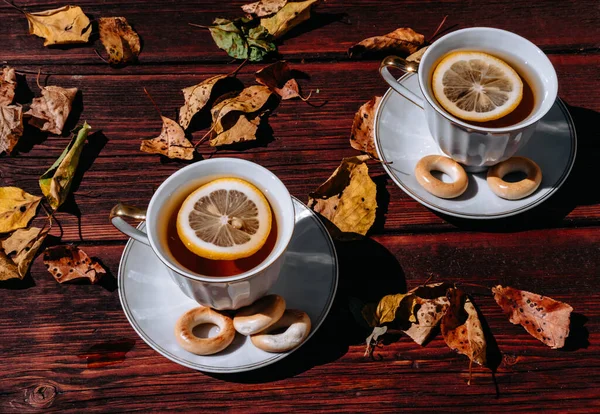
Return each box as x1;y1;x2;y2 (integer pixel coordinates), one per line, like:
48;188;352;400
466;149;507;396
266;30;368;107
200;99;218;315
140;116;194;160
210;85;272;135
210;114;260;147
98;17;141;65
261;0;317;39
0;187;42;234
1;226;48;279
25;5;92;47
179;75;229;130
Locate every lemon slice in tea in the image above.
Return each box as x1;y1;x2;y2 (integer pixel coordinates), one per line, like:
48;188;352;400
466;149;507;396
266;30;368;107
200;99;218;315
432;51;523;123
177;178;272;261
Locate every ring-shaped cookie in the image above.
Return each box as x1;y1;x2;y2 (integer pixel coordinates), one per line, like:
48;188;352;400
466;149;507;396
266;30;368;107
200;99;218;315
234;294;286;336
415;155;468;199
174;307;235;355
487;156;542;200
251;309;311;353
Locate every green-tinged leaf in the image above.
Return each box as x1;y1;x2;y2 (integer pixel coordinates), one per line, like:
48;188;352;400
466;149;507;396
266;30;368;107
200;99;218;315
2;226;48;279
0;187;41;233
39;122;91;210
261;0;317;39
208;17;276;62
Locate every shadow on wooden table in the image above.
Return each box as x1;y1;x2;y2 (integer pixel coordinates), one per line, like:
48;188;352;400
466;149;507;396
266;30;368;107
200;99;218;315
207;237;405;383
442;104;600;232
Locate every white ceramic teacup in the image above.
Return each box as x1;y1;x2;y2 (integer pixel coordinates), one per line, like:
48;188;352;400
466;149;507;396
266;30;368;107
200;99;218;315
110;158;295;310
380;27;558;172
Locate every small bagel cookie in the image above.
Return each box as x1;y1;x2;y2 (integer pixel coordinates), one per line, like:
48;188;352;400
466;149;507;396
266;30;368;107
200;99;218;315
415;155;468;199
174;307;235;355
487;156;542;200
251;309;311;353
234;294;286;336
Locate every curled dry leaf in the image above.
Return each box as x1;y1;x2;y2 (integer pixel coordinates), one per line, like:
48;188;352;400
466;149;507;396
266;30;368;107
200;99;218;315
98;17;141;65
25;85;77;135
261;0;317;39
140;116;194;160
208;17;276;62
210;114;260;147
0;187;41;233
1;226;48;280
404;296;449;345
406;46;429;63
179;75;229;130
375;293;413;325
350;96;381;159
349;27;425;58
441;288;487;367
492;285;572;349
39;122;91;210
308;155;377;236
0;250;18;281
0;66;17;106
256;61;303;100
211;85;273;135
43;245;105;284
242;0;288;17
365;326;387;357
25;5;91;46
0;105;23;155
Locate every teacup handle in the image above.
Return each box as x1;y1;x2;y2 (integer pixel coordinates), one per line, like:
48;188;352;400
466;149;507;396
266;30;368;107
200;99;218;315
379;55;425;109
110;203;150;245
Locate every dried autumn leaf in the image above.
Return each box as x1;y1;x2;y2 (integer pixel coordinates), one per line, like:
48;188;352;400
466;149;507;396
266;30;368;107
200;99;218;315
441;288;487;367
25;85;77;135
365;326;387;357
404;296;449;345
492;285;572;349
211;85;273;135
2;226;48;279
242;0;288;17
25;5;92;47
261;0;317;39
43;245;105;284
140;116;194;160
349;27;425;58
375;293;413;324
208;17;276;62
406;46;429;63
98;17;141;65
179;75;229;130
0;67;17;106
39;122;91;210
350;96;381;159
307;155;377;236
0;105;24;155
256;61;303;100
0;187;41;233
209;114;260;147
0;250;19;281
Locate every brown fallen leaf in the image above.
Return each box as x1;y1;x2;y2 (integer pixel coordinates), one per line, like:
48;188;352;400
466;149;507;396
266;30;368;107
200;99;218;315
261;0;317;39
308;155;377;236
0;250;19;281
350;96;381;159
441;288;487;369
0;105;23;155
0;66;17;106
140;116;194;160
242;0;288;17
406;45;429;63
179;75;229;130
25;84;77;135
375;293;413;325
404;296;449;345
44;245;105;284
256;61;304;100
349;27;425;58
1;226;48;279
0;187;41;234
210;85;273;135
209;114;261;147
492;285;572;349
98;17;141;65
24;5;91;47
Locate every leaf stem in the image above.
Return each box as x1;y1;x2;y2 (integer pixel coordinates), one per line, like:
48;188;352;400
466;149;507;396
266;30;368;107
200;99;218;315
93;49;109;64
1;0;25;14
229;59;248;77
428;15;448;43
143;87;162;119
188;23;209;29
194;124;216;147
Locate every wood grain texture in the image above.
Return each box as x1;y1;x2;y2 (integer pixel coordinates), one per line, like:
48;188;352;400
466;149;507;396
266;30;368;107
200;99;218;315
1;0;599;412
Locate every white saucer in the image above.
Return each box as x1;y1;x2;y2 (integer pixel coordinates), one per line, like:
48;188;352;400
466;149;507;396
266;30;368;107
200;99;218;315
374;73;577;219
118;197;338;373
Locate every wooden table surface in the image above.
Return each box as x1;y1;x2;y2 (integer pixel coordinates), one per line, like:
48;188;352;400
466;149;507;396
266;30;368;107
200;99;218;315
1;0;599;412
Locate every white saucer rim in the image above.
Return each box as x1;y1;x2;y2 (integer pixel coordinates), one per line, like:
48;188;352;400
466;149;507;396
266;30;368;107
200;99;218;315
117;196;339;373
374;72;578;220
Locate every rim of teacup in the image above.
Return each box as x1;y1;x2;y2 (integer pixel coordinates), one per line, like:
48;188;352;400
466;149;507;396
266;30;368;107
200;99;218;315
145;158;295;283
418;27;558;133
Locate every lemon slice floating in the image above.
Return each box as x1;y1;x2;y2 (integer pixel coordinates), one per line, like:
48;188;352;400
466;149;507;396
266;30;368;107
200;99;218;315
432;51;523;123
177;178;272;261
